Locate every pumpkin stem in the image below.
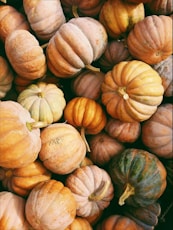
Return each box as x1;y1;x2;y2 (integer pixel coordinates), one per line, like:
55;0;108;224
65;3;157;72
80;127;91;152
72;5;79;18
117;87;129;100
41;43;49;49
26;121;48;131
85;64;100;72
89;180;110;201
119;183;135;206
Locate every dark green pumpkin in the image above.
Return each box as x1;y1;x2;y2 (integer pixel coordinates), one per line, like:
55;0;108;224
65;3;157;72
108;148;167;207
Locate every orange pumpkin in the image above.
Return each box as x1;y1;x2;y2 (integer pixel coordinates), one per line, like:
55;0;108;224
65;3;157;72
65;217;93;230
101;60;164;122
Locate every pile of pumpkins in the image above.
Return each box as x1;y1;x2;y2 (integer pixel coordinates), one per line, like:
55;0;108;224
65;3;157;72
0;0;172;229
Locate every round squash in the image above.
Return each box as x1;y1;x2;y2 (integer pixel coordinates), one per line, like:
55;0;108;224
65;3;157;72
0;100;42;168
101;60;164;122
23;0;66;41
127;15;173;65
14;74;35;93
146;0;173;16
65;217;93;230
39;123;86;174
25;179;77;230
142;103;173;159
17;81;66;125
46;16;108;78
108;148;167;207
5;29;47;80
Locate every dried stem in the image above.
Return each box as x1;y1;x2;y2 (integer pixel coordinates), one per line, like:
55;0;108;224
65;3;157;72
89;180;110;201
119;183;135;206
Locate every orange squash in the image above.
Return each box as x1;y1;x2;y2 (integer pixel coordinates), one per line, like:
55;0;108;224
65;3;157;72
65;217;93;230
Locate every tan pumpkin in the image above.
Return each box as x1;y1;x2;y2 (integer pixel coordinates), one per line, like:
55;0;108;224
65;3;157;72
146;0;173;15
25;179;77;230
99;0;145;39
0;100;42;168
0;5;30;42
17;81;66;125
0;191;31;229
5;29;47;80
101;60;164;122
105;117;141;143
88;131;125;166
46;16;108;78
142;103;173;159
65;165;114;218
0;160;52;196
39;123;86;174
23;0;66;41
0;56;14;99
65;217;93;230
127;15;173;65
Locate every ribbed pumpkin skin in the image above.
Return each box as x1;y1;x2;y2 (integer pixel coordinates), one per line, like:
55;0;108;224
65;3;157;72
127;15;173;65
108;148;167;207
65;217;93;230
146;0;173;15
101;60;164;122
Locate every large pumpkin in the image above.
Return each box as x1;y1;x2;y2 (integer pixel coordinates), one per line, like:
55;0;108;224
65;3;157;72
0;100;42;168
101;60;164;122
108;148;167;207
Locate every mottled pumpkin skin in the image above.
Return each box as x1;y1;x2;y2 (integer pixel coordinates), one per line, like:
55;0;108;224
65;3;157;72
108;148;167;207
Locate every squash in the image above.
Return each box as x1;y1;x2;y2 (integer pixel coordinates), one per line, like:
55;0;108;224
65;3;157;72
0;191;31;229
146;0;173;16
5;29;47;80
25;179;77;230
65;165;114;218
17;81;66;125
127;15;173;65
99;0;145;39
108;148;167;207
0;160;52;196
65;217;93;230
46;16;108;78
0;5;30;42
0;100;42;168
14;74;35;93
101;60;164;122
142;103;173;159
0;56;14;99
88;131;124;166
23;0;66;41
39;123;86;174
105;117;141;143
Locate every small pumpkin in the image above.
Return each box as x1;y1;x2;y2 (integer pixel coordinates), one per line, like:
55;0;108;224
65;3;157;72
146;0;173;16
108;148;167;207
39;123;86;174
17;81;66;125
0;100;42;168
23;0;66;41
0;55;14;99
65;217;93;230
5;29;47;80
101;60;164;122
127;15;173;65
65;165;114;218
25;179;77;230
0;160;52;196
142;103;173;159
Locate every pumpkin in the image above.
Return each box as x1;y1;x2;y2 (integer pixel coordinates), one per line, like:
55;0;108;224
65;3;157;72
25;179;77;230
0;5;30;42
146;0;173;16
0;55;14;99
152;55;173;97
0;160;52;196
71;69;105;101
14;74;35;93
65;165;114;218
101;60;164;122
0;100;42;168
46;16;108;78
108;148;167;207
99;0;145;39
142;103;173;159
96;214;143;230
124;0;151;3
23;0;66;41
17;81;66;125
5;29;47;80
0;191;31;229
39;123;86;174
127;15;173;65
105;117;141;143
88;131;124;166
65;217;93;230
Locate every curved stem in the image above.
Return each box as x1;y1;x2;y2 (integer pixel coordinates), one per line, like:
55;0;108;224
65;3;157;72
41;43;49;49
26;121;48;131
117;86;129;100
85;64;100;72
89;180;110;201
119;183;135;206
80;127;91;152
72;5;79;18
